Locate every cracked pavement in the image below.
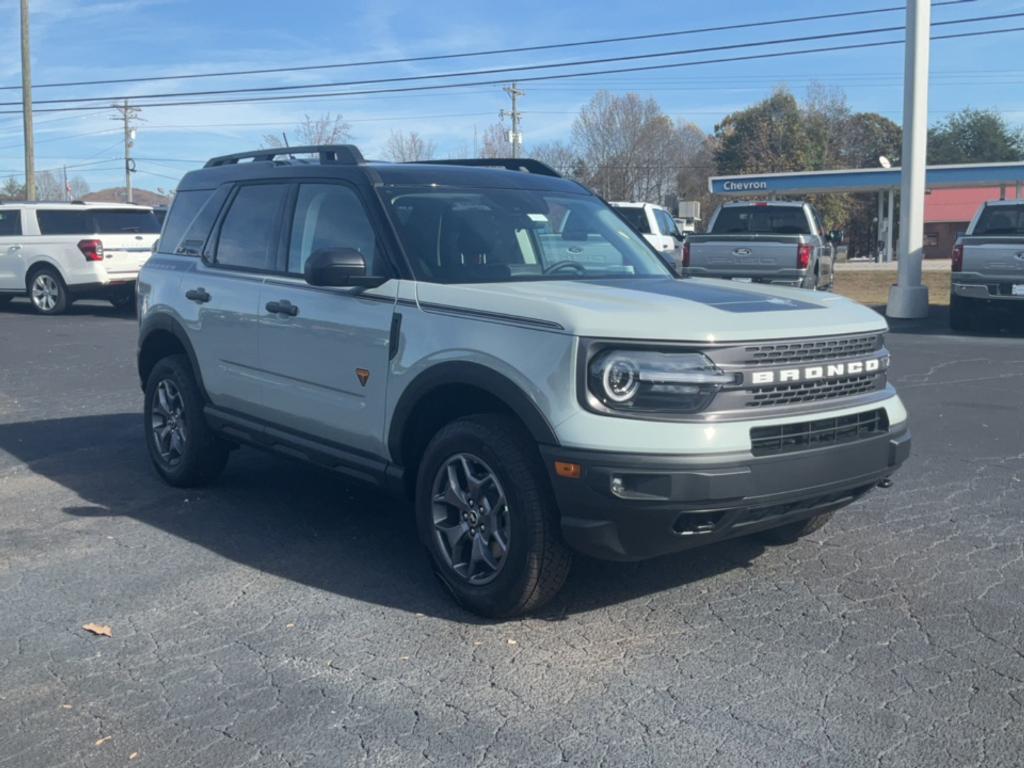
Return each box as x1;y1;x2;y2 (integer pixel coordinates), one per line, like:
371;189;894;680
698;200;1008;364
0;298;1021;767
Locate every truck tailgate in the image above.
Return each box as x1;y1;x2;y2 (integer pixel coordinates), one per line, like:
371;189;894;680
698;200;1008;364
961;238;1024;284
687;236;799;279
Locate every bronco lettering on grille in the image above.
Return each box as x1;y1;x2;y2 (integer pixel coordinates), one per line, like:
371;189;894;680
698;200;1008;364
749;356;888;385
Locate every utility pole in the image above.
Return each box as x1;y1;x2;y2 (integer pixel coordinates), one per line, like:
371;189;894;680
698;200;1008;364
20;0;35;200
887;0;931;319
500;83;524;159
62;165;68;201
112;100;141;203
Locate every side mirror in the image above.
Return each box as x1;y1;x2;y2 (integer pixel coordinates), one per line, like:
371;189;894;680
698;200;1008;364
304;248;386;288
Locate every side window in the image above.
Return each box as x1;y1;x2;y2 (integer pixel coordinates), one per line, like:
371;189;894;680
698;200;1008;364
37;210;91;235
655;209;677;236
287;183;380;276
157;189;213;254
214;184;288;271
0;209;21;236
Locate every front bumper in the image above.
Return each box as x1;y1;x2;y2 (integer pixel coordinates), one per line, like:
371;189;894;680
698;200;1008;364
541;426;910;561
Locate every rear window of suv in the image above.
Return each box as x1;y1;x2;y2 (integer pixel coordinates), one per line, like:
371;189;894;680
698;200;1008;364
973;205;1024;236
711;205;811;235
36;208;161;235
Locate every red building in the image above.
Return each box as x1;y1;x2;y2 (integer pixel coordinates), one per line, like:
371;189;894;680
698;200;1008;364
923;187;1009;259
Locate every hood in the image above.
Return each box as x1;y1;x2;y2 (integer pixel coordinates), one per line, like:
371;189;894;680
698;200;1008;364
414;277;887;342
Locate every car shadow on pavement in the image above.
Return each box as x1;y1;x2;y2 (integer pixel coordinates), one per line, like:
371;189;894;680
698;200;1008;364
0;297;131;318
870;304;1024;338
0;413;765;622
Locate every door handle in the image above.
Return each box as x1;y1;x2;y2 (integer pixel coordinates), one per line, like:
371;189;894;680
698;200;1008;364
185;288;211;304
265;299;299;317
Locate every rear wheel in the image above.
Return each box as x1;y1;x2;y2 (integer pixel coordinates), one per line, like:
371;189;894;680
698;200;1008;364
416;414;571;618
144;354;229;487
28;267;68;315
757;511;834;545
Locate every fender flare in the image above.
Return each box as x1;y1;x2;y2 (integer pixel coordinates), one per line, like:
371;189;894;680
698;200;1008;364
137;312;207;398
387;361;560;461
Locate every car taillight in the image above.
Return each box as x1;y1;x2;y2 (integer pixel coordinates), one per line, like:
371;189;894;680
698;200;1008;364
682;240;690;267
952;243;963;272
797;244;812;269
78;239;104;262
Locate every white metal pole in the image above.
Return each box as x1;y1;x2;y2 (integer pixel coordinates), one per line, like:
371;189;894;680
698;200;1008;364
886;189;895;263
877;192;884;262
887;0;931;318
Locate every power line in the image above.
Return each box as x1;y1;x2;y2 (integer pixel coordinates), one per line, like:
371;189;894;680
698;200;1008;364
5;10;1015;110
1;23;1018;117
0;0;979;93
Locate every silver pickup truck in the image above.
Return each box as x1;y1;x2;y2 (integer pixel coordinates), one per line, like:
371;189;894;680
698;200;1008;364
683;201;836;290
951;200;1024;331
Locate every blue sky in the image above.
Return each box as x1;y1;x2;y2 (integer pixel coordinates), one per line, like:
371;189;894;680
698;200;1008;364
0;0;1022;193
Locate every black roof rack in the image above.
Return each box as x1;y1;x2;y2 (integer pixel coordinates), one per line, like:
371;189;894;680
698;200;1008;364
204;144;365;168
413;158;561;178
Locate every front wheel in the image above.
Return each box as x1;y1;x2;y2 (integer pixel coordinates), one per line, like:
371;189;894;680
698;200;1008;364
144;354;229;487
416;415;572;618
757;511;834;545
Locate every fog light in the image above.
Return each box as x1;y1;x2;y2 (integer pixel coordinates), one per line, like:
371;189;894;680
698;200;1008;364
610;476;625;497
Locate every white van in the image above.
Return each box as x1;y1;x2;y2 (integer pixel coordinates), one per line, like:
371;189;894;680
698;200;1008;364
0;201;161;314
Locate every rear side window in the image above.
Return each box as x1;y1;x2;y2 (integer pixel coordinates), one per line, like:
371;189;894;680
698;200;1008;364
0;209;20;236
615;206;651;234
973;205;1024;236
36;208;161;235
91;209;161;234
160;189;215;255
654;208;677;236
287;183;380;275
711;206;811;235
214;184;288;271
37;210;90;235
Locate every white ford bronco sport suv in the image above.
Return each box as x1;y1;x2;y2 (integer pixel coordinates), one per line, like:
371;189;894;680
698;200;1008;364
0;201;161;314
137;146;910;617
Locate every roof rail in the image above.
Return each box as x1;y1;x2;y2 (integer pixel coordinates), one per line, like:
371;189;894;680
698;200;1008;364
414;158;562;178
204;144;365;168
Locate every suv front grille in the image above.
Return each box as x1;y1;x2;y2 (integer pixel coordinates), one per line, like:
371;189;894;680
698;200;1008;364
741;334;882;366
744;373;881;408
750;409;889;456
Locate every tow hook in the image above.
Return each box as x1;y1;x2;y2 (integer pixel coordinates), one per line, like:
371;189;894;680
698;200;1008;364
877;477;894;489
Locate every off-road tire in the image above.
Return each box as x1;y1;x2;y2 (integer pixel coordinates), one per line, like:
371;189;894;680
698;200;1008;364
416;414;572;618
144;354;229;487
757;511;834;545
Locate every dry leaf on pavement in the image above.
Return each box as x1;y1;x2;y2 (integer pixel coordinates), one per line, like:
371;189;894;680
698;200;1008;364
82;623;112;637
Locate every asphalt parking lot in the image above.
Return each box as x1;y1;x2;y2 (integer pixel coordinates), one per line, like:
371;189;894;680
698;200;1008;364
1;297;1022;768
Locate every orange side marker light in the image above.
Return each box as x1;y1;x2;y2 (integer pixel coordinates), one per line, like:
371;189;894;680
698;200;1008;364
554;461;582;479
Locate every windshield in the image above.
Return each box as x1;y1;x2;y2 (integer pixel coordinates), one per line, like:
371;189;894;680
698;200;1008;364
711;205;811;235
383;186;670;283
973;205;1024;236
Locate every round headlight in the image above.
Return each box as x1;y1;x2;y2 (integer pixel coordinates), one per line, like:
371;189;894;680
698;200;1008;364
602;356;640;402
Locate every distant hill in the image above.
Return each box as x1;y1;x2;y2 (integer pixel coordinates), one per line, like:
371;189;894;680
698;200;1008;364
82;188;171;207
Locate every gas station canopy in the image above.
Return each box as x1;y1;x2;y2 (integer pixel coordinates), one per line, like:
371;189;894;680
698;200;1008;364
709;161;1024;197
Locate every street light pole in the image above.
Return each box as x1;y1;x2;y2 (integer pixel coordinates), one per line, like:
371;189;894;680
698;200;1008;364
20;0;35;200
887;0;931;319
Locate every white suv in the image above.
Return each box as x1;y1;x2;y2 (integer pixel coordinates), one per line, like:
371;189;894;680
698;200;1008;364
609;201;685;268
137;147;910;617
0;202;161;314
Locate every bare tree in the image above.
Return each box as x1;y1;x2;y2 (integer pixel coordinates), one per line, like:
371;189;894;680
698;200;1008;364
384;130;437;162
529;141;582;178
34;170;63;200
479;123;511;158
1;176;24;201
68;176;90;200
263;113;351;148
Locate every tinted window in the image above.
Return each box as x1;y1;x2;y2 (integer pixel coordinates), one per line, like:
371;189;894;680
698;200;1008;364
91;209;161;234
711;205;811;235
614;206;651;234
36;208;161;235
215;184;287;271
973;205;1024;236
37;210;90;235
288;184;379;275
160;190;214;255
655;209;678;236
0;209;20;236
